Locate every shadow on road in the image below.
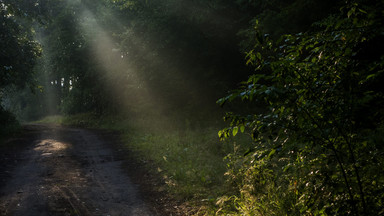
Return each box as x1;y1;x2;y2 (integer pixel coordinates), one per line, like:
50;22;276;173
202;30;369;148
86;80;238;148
0;124;154;216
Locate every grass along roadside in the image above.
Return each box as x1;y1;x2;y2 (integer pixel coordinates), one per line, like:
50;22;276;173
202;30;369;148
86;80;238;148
34;113;246;214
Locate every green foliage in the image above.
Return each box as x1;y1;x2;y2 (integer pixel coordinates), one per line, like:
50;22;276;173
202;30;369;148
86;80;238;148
0;0;43;135
217;0;384;215
237;0;336;54
0;1;41;90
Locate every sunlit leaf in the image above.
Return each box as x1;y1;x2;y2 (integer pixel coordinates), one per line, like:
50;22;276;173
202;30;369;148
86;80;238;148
232;127;238;136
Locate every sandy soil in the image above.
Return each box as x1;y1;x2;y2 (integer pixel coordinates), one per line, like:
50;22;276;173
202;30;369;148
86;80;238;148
0;124;164;216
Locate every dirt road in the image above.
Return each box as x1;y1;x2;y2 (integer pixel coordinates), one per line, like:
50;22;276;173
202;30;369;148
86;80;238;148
0;124;157;216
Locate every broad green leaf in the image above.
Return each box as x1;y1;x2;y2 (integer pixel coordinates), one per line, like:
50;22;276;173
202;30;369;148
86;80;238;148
240;125;245;133
232;127;239;136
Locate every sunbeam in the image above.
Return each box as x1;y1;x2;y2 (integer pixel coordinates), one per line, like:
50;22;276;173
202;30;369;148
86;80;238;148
74;3;203;127
77;8;157;113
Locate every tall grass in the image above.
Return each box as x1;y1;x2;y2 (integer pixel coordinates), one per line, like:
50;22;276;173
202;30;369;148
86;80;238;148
132;126;234;194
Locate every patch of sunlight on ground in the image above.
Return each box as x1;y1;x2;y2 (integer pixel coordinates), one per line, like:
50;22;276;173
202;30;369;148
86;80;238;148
34;139;71;153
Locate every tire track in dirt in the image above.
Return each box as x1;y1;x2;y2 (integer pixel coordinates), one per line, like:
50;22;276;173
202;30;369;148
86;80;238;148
0;124;155;216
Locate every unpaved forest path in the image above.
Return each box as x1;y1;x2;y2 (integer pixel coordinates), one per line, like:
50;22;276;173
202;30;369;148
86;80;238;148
0;124;157;216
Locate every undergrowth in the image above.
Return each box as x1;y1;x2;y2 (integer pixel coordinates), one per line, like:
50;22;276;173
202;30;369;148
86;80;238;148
0;108;21;146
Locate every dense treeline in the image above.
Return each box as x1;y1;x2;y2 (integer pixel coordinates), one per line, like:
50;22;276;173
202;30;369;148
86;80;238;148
3;0;254;121
2;0;337;121
1;0;383;215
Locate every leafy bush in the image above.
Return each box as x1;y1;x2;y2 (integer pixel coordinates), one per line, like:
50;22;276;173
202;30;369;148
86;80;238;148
217;1;384;215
